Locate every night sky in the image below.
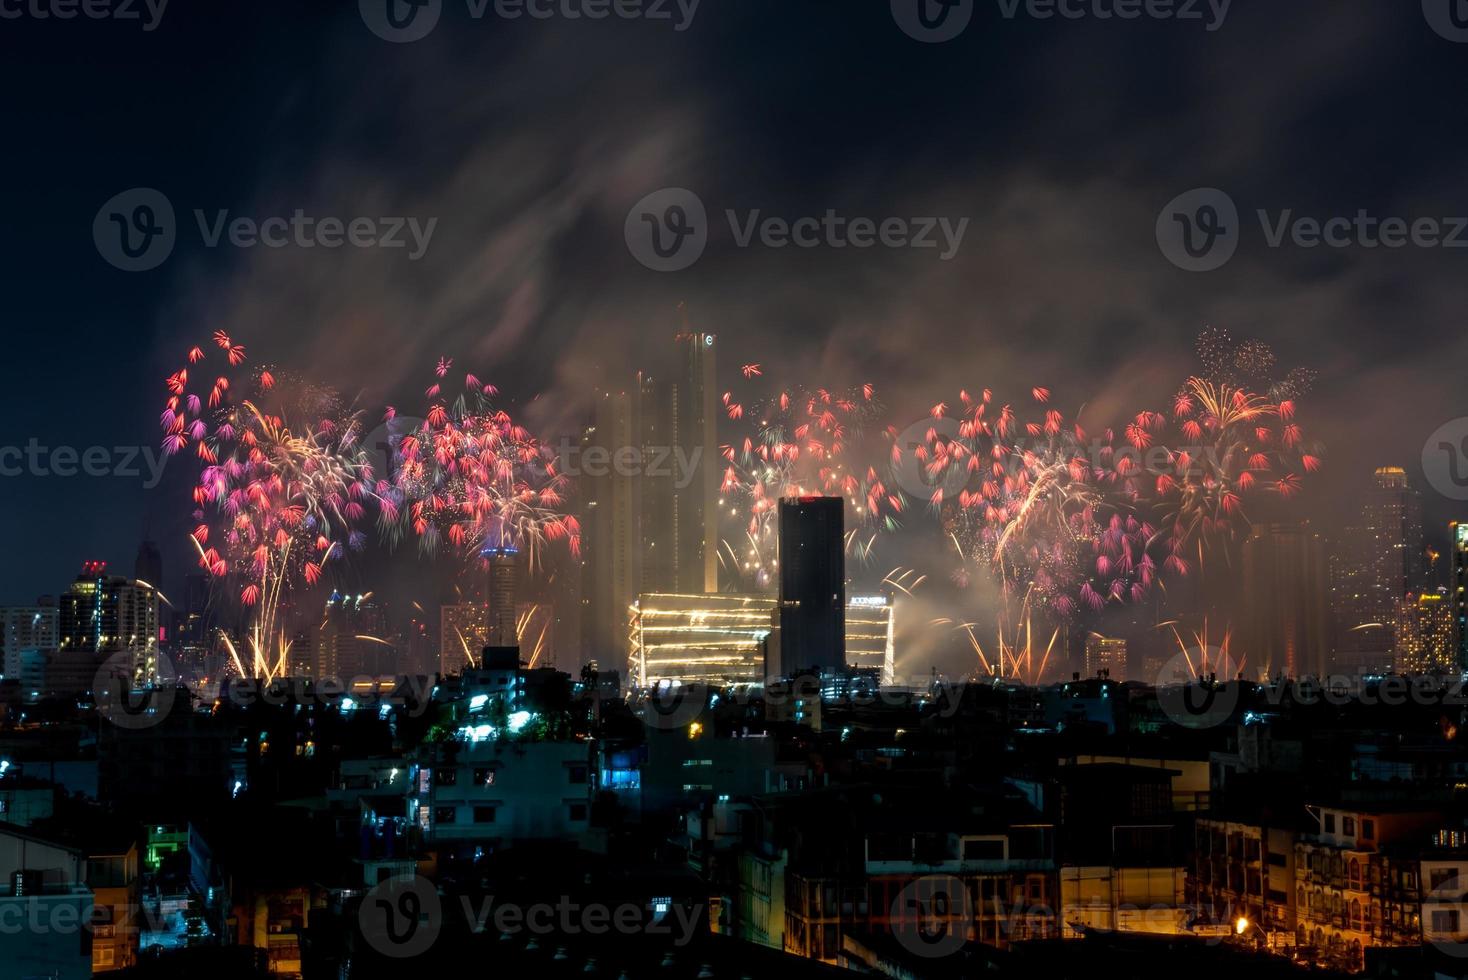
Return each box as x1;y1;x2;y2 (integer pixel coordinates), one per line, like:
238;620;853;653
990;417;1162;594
3;1;1467;669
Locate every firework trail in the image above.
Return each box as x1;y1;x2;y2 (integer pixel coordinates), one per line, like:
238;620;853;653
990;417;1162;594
379;358;580;573
162;331;377;679
717;379;899;588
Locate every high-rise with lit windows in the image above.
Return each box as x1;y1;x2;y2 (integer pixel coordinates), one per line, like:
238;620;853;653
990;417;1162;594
1329;467;1424;675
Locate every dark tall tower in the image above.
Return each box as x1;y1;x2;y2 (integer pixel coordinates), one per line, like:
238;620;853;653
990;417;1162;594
777;497;845;674
1243;522;1328;679
134;539;162;590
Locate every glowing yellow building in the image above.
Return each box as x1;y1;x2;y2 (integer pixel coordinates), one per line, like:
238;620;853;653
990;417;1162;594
628;592;895;687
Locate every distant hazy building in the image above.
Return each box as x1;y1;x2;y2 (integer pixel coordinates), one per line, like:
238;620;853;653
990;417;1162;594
670;327;719;595
1084;634;1128;679
1394;589;1455;674
0;602;58;682
580;327;719;679
776;497;845;675
1242;523;1328;679
580;388;640;670
441;603;491;676
1330;467;1424;675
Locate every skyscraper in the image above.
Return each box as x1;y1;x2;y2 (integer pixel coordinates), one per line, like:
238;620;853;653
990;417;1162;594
1393;589;1455;674
134;539;162;591
483;545;521;648
776;496;845;675
57;561;159;687
1329;467;1424;674
1454;522;1468;671
580;388;640;668
1242;522;1328;679
637;328;719;596
670;326;719;595
581;323;720;680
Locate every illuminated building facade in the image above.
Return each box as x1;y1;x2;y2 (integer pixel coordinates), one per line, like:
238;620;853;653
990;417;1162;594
57;561;158;687
630;592;894;687
629;593;773;687
483;545;521;648
1084;634;1128;679
1330;467;1424;675
844;594;895;684
1455;521;1468;671
1393;589;1455;674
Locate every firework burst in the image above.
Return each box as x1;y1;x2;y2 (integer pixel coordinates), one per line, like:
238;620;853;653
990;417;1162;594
718;380;899;588
163;332;377;679
380;359;580;572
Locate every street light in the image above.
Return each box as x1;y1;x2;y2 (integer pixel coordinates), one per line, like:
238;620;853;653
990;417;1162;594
1235;916;1271;950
